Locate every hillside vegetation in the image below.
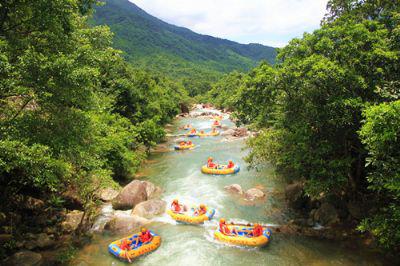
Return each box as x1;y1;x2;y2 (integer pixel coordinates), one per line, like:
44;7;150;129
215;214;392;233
92;0;277;95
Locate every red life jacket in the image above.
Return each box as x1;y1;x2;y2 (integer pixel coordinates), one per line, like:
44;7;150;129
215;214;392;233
120;240;130;250
140;231;152;243
253;225;263;237
208;160;216;168
219;223;231;235
171;202;181;212
227;162;234;168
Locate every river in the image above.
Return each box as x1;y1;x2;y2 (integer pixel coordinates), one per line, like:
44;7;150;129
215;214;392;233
73;107;386;266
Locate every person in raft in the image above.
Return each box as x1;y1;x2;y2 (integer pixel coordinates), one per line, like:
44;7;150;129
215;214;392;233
200;130;205;134
219;218;238;236
207;157;218;169
120;238;133;263
213;120;220;126
212;127;218;133
226;160;235;169
171;199;186;213
179;141;186;146
187;140;192;145
133;227;153;248
246;223;263;237
194;204;207;216
190;128;197;134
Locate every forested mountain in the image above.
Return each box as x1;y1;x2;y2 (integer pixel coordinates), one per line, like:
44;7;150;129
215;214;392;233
92;0;277;95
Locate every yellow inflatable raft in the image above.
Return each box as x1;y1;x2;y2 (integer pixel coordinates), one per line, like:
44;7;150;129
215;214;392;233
167;208;215;224
174;143;195;150
198;131;220;137
214;225;272;247
108;231;161;261
201;165;240;175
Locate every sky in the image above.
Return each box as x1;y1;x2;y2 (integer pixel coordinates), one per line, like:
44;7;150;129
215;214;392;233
129;0;329;47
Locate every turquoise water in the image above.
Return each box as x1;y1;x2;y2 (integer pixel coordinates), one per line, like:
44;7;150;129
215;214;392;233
73;109;387;266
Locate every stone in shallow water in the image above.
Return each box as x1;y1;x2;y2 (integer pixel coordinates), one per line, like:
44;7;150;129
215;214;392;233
112;180;162;210
224;184;243;195
131;199;166;218
104;215;149;234
244;188;265;201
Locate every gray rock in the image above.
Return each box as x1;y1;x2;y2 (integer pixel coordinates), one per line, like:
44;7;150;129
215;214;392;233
285;182;309;209
61;210;84;233
244;188;265;201
232;128;248;137
3;251;42;266
112;180;161;210
224;184;243;195
142;181;162;199
112;180;147;210
313;202;339;226
97;188;119;202
104;215;149;234
131;199;166;218
35;233;55;249
221;129;235;136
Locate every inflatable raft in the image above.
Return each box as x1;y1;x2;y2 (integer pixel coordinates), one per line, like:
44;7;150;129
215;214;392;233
214;225;272;247
108;231;161;261
167;208;215;224
198;131;220;137
174;143;195;150
201;165;240;175
186;132;198;137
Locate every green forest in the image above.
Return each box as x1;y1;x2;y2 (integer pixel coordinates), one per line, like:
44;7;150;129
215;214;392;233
0;0;190;260
204;0;400;251
0;0;399;264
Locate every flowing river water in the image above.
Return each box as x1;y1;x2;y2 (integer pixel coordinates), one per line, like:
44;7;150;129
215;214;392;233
73;107;387;266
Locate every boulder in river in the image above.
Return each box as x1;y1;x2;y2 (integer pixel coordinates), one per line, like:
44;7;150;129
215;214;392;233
285;182;309;209
131;199;166;218
224;184;243;195
244;188;265;201
3;251;42;266
221;129;235;136
104;215;149;234
97;188;119;202
112;180;147;210
232;128;248;137
61;210;84;233
312;202;339;226
143;181;162;199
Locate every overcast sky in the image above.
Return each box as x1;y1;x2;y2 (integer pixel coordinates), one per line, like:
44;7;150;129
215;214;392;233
129;0;329;47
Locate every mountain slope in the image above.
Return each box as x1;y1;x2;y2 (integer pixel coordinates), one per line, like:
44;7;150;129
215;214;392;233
92;0;277;95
